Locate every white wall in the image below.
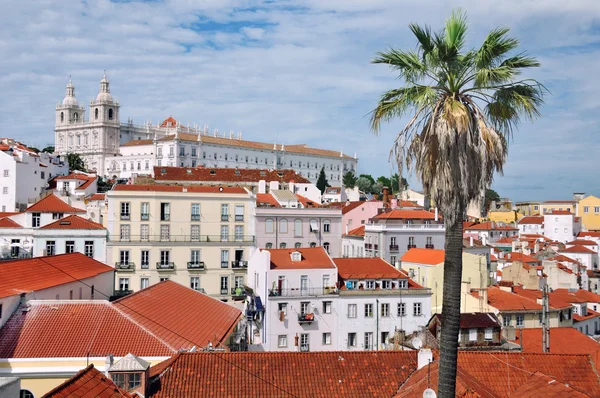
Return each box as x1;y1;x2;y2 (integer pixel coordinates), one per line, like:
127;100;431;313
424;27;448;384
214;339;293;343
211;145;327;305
342;236;365;258
544;214;574;243
33;231;107;263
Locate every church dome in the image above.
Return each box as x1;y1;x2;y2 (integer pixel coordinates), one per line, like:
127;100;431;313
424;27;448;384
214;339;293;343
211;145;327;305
62;77;78;106
96;71;113;103
95;91;113;102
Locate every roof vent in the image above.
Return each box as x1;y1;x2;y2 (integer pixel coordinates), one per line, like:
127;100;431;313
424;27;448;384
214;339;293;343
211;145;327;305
186;169;192;174
161;168;166;173
234;170;241;175
210;170;216;175
260;171;266;176
59;221;71;225
277;172;284;177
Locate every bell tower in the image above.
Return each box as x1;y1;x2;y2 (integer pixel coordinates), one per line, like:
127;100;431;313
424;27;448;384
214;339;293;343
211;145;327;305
91;71;120;124
55;77;85;154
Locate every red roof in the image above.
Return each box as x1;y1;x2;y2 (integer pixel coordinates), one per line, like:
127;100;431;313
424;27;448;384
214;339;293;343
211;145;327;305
88;193;105;201
296;194;321;208
26;194;86;213
0;211;20;218
0;253;114;299
0;217;22;228
512;372;589;397
40;215;105;230
481;286;544;311
344;225;365;237
495;237;516;244
579;231;600;238
573;309;600;322
513;327;600;355
328;200;366;214
505;252;541;265
560;245;597;254
511;286;575;309
154;166;311;184
0;281;241;358
266;247;336;270
56;173;97;190
567;239;598;246
465;221;518;231
544;200;576;204
149;351;417;398
256;193;280;207
518;215;544;225
159;116;178;127
551;288;600;304
373;209;437;220
113;184;247;194
401;248;445;265
334;257;405;279
121;139;153;147
42;364;133;398
549;210;574;215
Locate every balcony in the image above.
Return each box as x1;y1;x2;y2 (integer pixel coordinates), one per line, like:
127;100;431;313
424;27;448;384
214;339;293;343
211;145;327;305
221;214;229;221
389;244;399;251
187;261;205;270
268;287;337;297
120;213;130;220
231;287;247;299
298;313;315;324
299;344;310;352
232;260;248;269
115;262;135;271
141;213;150;221
220;288;229;295
425;244;435;249
365;243;372;249
156;262;175;271
235;215;244;222
407;244;417;250
191;214;200;221
108;234;256;244
112;289;133;299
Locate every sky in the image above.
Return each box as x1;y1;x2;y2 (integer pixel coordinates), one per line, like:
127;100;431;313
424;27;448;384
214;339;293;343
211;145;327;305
1;0;599;201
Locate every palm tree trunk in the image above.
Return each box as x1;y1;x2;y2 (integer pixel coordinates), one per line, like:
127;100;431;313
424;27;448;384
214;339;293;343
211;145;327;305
437;218;464;397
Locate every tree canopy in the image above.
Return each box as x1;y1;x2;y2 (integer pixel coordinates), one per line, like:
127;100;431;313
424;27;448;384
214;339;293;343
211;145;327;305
342;171;357;188
66;153;86;172
316;167;330;194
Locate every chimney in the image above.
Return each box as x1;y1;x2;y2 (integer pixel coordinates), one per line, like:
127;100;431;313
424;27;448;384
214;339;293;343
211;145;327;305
289;180;295;193
258;180;267;194
391;198;398;208
434;207;439;222
469;236;473;247
104;354;114;376
382;187;390;207
417;348;433;370
269;181;280;191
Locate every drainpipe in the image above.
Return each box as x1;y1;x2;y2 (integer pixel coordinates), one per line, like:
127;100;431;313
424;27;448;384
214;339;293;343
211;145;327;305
275;216;278;249
376;299;379;350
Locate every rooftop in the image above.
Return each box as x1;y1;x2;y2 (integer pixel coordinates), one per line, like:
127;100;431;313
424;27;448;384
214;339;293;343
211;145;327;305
55;173;97;190
548;210;574;215
88;193;106;201
373;209;438;220
266;247;336;270
560;245;597;254
505;252;541;265
344;225;365;238
401;248;445;265
512;327;600;355
121;139;153;147
41;364;133;398
0;253;114;299
543;200;577;204
112;184;248;194
153;166;311;184
334;257;405;279
430;312;501;329
464;221;518;231
0;217;22;228
518;215;544;225
25;193;86;213
566;239;598;246
39;214;105;230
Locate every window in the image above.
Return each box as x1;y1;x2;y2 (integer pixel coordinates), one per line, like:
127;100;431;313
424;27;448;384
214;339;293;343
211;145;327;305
398;302;406;316
293;219;303;237
278;335;288;348
221;204;229;221
300;333;309;349
366;280;375;289
265;218;274;233
52;212;64;220
484;328;493;341
323;242;330;254
584;206;590;213
120;202;130;219
323;219;330;232
141;202;149;220
221;225;229;241
265;242;273;249
503;315;512;327
278;302;287;316
2;170;7;177
141;278;150;289
46;241;56;256
120;250;130;265
381;303;390;317
390;237;396;246
309;242;317;248
220;276;229;295
279;219;288;234
322;274;330;288
323;301;332;314
160;224;170;241
390;256;396;265
190;276;200;290
364;332;373;350
408;236;415;246
295;242;301;248
145;160;149;170
413;302;422;316
516;314;524;327
235;204;244;221
179;146;185;156
348;333;357;347
186;203;200;222
160;203;170;221
364;303;373;317
85;241;94;257
10;239;19;258
119;278;129;291
398;280;408;289
221;250;229;268
159;277;169;282
65;241;75;254
2;187;7;194
159;250;170;266
141;250;149;269
20;390;35;398
120;224;130;241
348;304;357;318
191;225;200;241
309;219;318;232
322;332;331;345
140;224;149;240
234;225;243;241
596;207;600;213
469;328;477;341
32;212;40;228
190;249;201;264
382;280;391;289
279;242;287;249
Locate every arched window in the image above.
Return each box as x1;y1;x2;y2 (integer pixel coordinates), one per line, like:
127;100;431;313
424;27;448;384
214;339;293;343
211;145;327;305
266;242;273;249
20;390;35;398
309;242;316;248
323;242;330;254
265;218;274;234
77;135;81;145
294;219;302;237
280;242;287;249
279;219;288;234
60;112;64;122
295;242;301;248
323;219;331;233
73;112;78;122
94;108;98;119
108;108;113;120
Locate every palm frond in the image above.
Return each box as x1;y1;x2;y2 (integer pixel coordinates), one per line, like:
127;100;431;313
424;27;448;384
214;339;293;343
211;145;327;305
475;27;518;69
370;86;437;132
409;23;434;58
444;9;468;52
371;49;427;82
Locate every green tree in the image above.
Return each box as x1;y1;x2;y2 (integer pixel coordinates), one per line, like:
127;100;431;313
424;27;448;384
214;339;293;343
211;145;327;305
356;176;374;193
342;171;358;188
316;167;330;194
28;147;40;153
66;153;86;172
359;174;375;186
485;188;501;212
370;10;544;396
42;146;55;153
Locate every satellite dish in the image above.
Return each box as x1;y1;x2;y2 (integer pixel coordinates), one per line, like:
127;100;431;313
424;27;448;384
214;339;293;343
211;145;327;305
411;336;423;350
423;388;436;398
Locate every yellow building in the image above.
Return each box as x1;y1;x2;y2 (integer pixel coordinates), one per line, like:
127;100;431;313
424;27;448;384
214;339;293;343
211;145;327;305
540;200;577;215
401;249;488;314
577;195;600;231
104;184;256;301
487;209;523;224
515;201;542;216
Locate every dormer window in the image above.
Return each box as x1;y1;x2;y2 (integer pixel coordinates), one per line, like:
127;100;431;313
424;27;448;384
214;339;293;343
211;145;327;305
112;372;141;391
291;251;302;262
366;280;375;289
398;279;408;289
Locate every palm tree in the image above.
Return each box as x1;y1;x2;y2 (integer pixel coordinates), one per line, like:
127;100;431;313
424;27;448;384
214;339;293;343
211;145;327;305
370;10;545;397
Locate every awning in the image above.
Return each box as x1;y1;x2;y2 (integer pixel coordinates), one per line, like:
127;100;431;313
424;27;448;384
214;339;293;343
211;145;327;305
310;220;318;232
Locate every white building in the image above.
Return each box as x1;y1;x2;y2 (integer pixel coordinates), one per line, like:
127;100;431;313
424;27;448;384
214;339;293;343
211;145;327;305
517;215;544;235
342;225;366;258
54;172;98;205
322;187;346;204
544;210;576;243
0;139;68;212
54;77;358;185
559;245;599;272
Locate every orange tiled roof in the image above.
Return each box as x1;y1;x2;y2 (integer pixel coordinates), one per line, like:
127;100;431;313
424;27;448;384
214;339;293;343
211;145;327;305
0;253;114;299
495;237;516;244
482;286;544;311
465;221;518;231
25;194;86;213
42;364;133;398
39;215;105;230
55;173;97;190
573;309;600;322
344;225;365;237
560;245;597;254
551;288;600;304
511;286;574;310
334;257;405;280
512;372;589;397
505;252;541;265
154;166;311;184
149;351;417;398
566;240;597;246
88;193;105;201
513;327;600;355
296;194;321;208
373;209;438;220
543;200;577;204
518;215;544;225
113;184;247;194
549;209;574;215
0;217;22;228
121;139;153;147
550;254;582;265
0;211;20;218
256;193;281;207
579;231;600;238
266;247;336;270
401;248;445;265
159;116;178;127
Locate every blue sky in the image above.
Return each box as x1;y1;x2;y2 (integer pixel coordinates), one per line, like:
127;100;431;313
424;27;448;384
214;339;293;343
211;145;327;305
2;0;599;201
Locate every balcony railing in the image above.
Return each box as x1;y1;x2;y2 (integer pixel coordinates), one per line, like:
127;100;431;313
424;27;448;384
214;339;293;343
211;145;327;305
299;344;310;352
232;260;248;269
191;214;200;221
141;213;150;221
187;261;205;270
298;313;315;324
365;243;372;249
221;214;229;221
389;244;399;251
268;287;337;297
425;244;435;249
407;244;417;250
109;234;255;243
220;288;228;295
231;287;247;299
115;262;135;271
120;214;130;220
156;262;175;271
235;215;244;222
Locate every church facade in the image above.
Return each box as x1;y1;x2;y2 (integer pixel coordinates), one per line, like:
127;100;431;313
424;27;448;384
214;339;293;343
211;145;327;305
55;75;358;185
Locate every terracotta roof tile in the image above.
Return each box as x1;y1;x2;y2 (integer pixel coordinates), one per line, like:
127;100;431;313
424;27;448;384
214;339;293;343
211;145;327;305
549;210;574;215
266;247;336;270
344;225;365;237
513;327;600;355
373;209;438;220
543;200;577;204
113;184;247;194
560;245;597;254
41;364;133;398
505;252;541;265
401;248;445;265
579;231;600;238
495;237;516;244
483;286;544;311
0;253;114;299
518;215;544;225
465;221;518;231
566;240;597;246
511;286;574;310
334;257;405;279
296;194;321;208
26;193;86;213
0;211;21;218
88;193;106;201
154;166;311;184
512;372;589;397
0;217;22;228
121;139;153;147
573;309;600;322
256;193;280;207
40;215;105;230
149;351;417;398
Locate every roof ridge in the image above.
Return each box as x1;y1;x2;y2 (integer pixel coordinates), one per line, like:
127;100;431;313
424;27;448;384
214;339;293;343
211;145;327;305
41;364;95;397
